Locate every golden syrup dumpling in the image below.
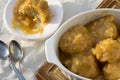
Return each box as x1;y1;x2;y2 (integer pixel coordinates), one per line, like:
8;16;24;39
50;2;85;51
12;0;50;34
86;15;118;43
92;38;120;63
19;0;50;23
71;54;100;78
59;25;93;54
103;63;120;80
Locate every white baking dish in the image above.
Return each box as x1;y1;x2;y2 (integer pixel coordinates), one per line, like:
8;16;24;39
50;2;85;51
45;9;120;80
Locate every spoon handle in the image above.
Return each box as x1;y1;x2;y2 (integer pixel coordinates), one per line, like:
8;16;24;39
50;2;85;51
11;61;25;80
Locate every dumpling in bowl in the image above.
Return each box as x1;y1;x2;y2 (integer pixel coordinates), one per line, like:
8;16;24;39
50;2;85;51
86;15;118;43
59;25;93;55
103;63;120;80
71;54;100;78
92;38;120;63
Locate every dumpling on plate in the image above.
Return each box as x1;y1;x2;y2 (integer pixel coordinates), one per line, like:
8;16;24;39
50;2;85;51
19;0;50;23
12;0;50;34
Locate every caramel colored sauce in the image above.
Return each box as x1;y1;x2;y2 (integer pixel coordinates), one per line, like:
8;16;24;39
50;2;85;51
12;0;49;35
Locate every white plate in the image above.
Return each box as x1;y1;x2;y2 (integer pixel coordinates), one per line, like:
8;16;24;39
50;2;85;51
3;0;63;40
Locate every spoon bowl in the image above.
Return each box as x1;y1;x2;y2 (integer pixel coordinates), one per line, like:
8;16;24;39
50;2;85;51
9;40;23;63
0;41;9;60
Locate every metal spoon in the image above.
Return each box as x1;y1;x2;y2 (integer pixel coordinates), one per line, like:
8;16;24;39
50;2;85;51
9;40;23;63
0;40;25;80
9;40;37;80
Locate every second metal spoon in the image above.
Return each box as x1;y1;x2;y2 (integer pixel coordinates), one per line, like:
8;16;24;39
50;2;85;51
9;40;23;63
